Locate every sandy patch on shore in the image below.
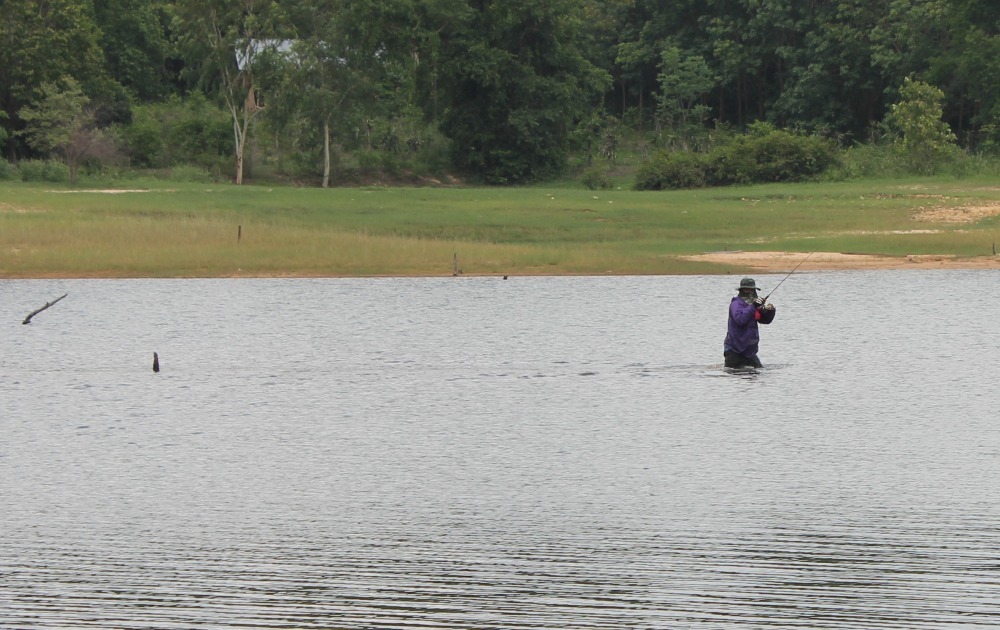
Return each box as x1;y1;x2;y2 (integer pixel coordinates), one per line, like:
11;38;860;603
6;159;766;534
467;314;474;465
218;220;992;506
914;203;1000;223
682;250;1000;271
685;199;1000;271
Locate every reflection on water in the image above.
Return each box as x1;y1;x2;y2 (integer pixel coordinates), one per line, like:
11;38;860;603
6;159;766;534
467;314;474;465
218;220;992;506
2;272;1000;628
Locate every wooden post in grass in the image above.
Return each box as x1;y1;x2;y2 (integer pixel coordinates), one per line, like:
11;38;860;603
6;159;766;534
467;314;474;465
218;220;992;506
238;225;242;243
453;253;458;276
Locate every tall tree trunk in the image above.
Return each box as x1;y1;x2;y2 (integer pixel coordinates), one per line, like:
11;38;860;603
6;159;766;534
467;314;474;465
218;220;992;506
621;77;626;119
322;118;331;188
232;110;243;185
235;152;244;184
232;109;252;185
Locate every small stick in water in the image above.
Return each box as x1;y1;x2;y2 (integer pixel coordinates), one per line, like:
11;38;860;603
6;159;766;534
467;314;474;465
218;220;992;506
153;352;160;373
22;293;68;325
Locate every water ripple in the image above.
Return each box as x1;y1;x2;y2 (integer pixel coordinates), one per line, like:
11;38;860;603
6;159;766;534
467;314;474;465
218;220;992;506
3;274;1000;628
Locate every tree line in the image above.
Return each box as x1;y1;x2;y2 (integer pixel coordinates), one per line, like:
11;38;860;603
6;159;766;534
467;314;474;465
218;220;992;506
1;0;997;186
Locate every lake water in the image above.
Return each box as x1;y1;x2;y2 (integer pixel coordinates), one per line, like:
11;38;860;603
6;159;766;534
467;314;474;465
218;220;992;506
2;271;999;629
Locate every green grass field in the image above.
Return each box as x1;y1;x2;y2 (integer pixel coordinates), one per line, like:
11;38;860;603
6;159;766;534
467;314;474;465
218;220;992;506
2;176;1000;277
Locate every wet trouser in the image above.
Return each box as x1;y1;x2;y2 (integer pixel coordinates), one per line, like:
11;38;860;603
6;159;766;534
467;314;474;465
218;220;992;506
724;351;763;369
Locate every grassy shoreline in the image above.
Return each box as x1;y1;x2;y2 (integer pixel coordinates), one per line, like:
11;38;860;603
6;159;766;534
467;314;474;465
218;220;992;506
3;177;1000;278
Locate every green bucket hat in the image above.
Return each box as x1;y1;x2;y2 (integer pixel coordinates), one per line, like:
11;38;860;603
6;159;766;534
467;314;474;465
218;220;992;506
737;278;763;291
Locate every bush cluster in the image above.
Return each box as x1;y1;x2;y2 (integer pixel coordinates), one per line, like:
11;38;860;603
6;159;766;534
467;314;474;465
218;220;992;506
580;167;612;190
18;160;70;183
635;128;839;190
0;158;16;180
634;151;706;190
123;96;231;174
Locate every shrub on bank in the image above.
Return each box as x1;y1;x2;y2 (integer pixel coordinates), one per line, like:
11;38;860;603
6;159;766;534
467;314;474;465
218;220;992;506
635;125;839;190
123;96;230;172
709;128;838;184
0;158;16;180
634;151;707;190
19;160;69;183
581;166;612;190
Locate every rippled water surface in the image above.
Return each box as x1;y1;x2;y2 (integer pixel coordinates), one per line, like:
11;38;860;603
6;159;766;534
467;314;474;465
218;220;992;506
2;272;1000;628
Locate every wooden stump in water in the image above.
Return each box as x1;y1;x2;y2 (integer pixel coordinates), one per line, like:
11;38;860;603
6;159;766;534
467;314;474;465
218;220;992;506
153;352;160;373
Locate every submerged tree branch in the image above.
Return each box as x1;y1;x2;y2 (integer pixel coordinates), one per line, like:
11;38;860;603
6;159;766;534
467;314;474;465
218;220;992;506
22;293;68;324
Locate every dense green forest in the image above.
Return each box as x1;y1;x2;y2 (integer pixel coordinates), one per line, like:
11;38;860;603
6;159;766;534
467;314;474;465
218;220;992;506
2;0;999;186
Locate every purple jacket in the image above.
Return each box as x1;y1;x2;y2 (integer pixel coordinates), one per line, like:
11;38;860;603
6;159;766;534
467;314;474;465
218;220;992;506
724;297;776;357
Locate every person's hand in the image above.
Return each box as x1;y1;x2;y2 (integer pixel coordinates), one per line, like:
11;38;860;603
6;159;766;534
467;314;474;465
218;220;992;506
763;302;775;310
753;297;765;308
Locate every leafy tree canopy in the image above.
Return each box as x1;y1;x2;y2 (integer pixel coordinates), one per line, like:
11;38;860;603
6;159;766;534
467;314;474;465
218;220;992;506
436;0;610;184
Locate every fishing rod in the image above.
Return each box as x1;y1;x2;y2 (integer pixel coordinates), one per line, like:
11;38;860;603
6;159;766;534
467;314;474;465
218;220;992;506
763;251;814;303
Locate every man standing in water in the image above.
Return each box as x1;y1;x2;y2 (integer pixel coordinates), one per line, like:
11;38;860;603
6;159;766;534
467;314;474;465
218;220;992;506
724;278;776;368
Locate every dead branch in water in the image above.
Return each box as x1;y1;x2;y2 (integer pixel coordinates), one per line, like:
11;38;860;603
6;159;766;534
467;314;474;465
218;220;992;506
22;293;68;324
